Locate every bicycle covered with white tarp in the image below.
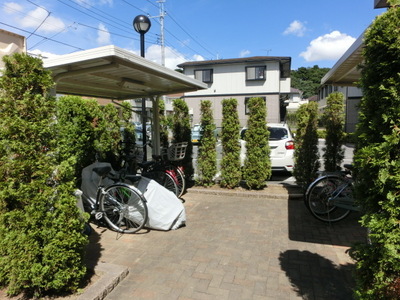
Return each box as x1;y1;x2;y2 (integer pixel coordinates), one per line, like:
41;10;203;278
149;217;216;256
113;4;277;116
80;162;186;232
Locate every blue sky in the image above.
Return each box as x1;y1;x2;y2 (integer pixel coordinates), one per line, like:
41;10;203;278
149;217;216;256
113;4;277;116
1;0;386;70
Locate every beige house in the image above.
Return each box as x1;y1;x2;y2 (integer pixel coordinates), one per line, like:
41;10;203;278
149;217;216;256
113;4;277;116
177;56;292;128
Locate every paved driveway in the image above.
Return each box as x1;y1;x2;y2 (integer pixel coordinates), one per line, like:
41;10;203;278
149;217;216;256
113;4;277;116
86;190;366;300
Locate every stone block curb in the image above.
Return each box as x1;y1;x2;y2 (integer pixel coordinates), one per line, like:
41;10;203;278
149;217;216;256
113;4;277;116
187;184;304;200
77;263;129;300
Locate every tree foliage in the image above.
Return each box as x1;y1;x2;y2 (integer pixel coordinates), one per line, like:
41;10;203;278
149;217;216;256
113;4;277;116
322;92;345;172
220;98;242;188
291;65;330;98
349;6;400;299
197;100;217;186
56;96;132;182
293;102;320;189
172;98;193;179
0;53;87;297
242;97;271;189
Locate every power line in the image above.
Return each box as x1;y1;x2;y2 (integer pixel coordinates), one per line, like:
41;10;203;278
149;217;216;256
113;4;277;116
0;21;84;51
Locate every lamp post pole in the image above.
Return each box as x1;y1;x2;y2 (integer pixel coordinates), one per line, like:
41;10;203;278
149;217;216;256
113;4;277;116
133;15;151;161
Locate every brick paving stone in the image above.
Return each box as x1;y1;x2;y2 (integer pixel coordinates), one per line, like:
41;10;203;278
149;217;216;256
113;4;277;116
85;189;366;300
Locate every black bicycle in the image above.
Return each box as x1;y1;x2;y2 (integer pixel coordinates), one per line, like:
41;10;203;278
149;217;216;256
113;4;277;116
305;164;360;222
82;165;148;233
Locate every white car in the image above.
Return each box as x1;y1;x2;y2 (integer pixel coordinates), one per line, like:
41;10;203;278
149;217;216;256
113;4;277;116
240;123;295;172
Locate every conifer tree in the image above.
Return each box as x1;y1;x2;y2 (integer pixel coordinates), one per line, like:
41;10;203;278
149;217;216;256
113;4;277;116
242;97;271;189
349;5;400;298
220;98;241;188
293;102;320;190
172;98;193;179
0;53;87;297
322;92;345;172
197;100;217;186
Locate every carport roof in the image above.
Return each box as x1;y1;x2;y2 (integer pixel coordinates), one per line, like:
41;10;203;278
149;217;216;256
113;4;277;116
320;32;364;86
43;45;207;100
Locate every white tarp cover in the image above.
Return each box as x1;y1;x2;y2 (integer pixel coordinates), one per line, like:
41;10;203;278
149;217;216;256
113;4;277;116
81;162;186;230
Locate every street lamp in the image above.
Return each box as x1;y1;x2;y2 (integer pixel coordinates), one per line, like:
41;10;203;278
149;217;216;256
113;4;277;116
133;15;151;161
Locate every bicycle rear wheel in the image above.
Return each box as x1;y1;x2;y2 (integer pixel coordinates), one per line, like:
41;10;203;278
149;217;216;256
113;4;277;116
99;183;148;233
166;165;186;198
306;175;351;222
144;170;179;196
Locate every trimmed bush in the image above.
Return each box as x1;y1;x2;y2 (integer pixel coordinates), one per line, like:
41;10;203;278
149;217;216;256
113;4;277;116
293;102;320;190
322;92;345;172
197;100;217;186
220;98;241;188
242;97;271;189
349;5;400;299
172;99;193;179
0;53;87;297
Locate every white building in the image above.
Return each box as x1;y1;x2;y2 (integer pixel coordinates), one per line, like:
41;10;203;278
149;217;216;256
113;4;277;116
177;56;292;128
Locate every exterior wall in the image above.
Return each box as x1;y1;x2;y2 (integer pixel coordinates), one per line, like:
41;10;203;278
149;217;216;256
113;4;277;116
185;94;280;129
0;29;26;69
181;57;291;129
317;85;362;133
183;60;289;97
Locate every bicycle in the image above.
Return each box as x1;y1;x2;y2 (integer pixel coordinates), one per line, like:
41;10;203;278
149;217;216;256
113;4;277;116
305;164;360;222
81;163;148;234
132;142;188;198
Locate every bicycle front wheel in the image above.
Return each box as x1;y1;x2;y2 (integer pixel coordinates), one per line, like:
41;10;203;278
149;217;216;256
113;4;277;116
306;175;351;222
99;184;148;233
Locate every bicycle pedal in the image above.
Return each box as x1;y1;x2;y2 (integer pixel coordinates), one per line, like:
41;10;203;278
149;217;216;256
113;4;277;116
95;212;103;220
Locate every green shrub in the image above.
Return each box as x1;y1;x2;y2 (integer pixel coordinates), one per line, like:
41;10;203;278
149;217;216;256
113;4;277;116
197;100;217;186
242;97;271;189
220;98;241;188
322;92;345;172
0;53;87;297
349;5;400;299
56;97;130;182
172;99;193;179
293;102;320;190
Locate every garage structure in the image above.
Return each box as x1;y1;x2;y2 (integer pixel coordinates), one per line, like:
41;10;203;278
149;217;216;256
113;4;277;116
43;45;207;155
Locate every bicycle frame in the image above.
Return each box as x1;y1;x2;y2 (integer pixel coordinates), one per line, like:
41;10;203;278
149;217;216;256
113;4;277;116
328;181;360;212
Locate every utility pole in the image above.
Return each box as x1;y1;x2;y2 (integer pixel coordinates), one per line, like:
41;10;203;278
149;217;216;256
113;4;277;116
150;0;166;66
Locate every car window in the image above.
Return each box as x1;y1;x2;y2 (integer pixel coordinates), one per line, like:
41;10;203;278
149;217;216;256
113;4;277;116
268;128;288;140
241;127;289;141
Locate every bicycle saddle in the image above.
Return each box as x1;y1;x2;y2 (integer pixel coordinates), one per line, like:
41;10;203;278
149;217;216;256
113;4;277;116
93;166;112;177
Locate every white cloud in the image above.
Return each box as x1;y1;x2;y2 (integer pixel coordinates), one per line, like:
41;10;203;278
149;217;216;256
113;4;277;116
9;6;66;33
283;20;307;37
29;49;59;59
145;44;204;70
239;50;250;58
3;2;23;14
96;23;111;45
300;31;356;62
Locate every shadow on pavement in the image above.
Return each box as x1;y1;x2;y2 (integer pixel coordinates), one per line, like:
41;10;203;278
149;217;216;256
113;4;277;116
286;199;367;247
279;250;355;299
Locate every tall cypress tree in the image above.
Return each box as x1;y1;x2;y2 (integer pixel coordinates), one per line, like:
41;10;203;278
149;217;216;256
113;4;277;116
0;53;87;297
350;5;400;298
293;102;320;190
220;98;241;188
242;97;271;189
322;92;345;172
197;100;217;186
172;98;193;179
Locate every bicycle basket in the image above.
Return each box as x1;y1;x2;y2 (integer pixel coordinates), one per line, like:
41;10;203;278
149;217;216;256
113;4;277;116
167;142;188;161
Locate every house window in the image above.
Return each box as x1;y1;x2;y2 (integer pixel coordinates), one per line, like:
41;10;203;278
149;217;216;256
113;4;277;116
245;97;266;115
246;66;266;81
194;69;213;83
